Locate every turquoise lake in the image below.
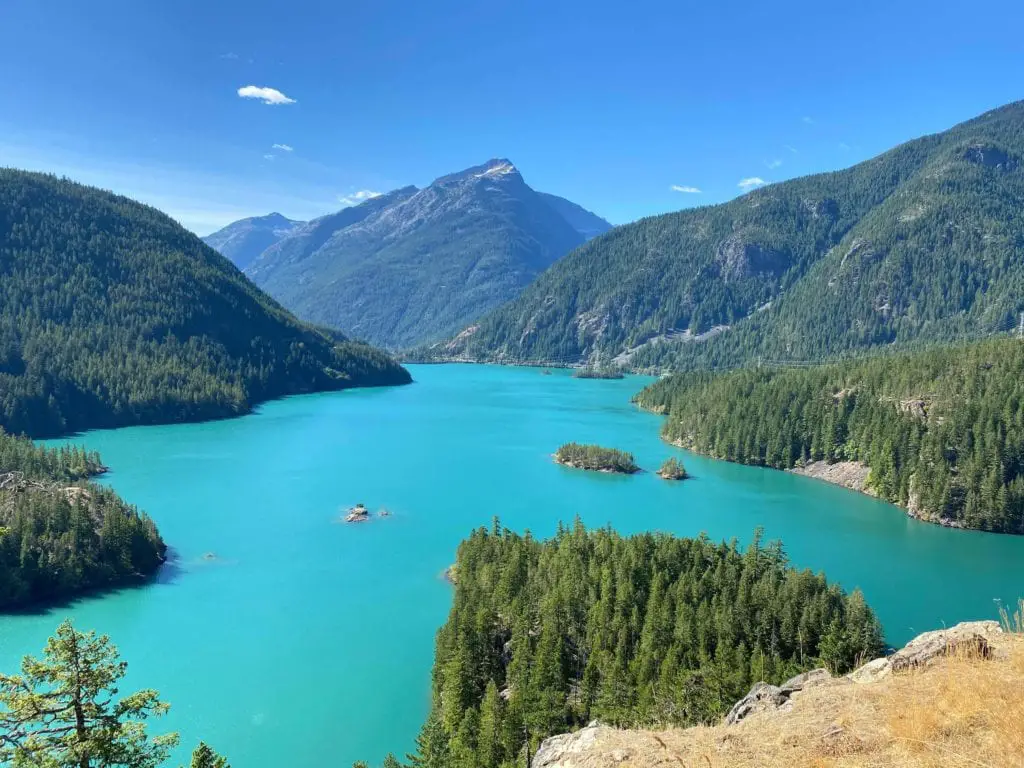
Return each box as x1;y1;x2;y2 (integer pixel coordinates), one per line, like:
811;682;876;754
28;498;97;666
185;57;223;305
1;364;1023;766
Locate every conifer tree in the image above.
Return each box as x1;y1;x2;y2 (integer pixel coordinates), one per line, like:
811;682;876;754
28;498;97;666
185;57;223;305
0;620;179;767
189;742;230;768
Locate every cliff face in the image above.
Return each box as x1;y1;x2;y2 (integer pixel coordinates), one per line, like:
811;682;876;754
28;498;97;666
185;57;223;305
532;620;1022;768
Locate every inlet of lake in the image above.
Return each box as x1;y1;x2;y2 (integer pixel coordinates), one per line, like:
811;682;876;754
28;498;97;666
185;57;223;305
1;364;1022;766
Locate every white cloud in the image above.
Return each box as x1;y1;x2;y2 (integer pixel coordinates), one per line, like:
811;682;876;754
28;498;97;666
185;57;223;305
838;142;851;151
219;52;239;60
784;144;799;154
670;184;702;194
263;154;275;160
338;189;382;206
738;177;767;191
272;143;294;152
237;85;296;105
766;158;783;169
801;116;814;124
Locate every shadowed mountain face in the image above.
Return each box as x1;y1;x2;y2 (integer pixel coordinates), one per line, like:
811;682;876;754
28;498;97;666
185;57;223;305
438;101;1024;369
214;160;609;349
536;192;612;240
202;212;302;270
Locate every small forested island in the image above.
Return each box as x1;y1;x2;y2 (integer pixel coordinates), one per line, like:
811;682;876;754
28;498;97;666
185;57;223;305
634;337;1024;534
657;456;688;480
572;367;625;379
0;430;165;610
554;442;639;474
396;521;882;767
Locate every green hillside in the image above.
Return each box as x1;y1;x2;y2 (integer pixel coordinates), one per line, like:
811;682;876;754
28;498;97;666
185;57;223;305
438;101;1024;368
635;337;1024;533
0;169;411;438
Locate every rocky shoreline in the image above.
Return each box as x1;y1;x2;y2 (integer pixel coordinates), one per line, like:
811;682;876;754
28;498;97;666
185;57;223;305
664;437;967;530
786;460;874;495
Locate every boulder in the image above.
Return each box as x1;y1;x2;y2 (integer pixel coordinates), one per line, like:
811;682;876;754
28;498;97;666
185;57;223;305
725;668;831;725
849;621;1002;683
532;722;604;768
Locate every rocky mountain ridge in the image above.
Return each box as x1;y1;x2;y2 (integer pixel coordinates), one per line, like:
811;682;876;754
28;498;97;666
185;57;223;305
205;159;611;348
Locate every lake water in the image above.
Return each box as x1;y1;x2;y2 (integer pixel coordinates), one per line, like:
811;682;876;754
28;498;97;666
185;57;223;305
1;364;1022;766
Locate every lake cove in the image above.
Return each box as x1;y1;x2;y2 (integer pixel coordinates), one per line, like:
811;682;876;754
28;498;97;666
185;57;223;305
1;364;1021;766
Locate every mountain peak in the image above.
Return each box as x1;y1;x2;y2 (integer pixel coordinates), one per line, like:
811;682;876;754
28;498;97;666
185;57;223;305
433;158;521;186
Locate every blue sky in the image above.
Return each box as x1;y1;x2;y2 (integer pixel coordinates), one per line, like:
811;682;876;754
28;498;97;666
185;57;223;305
2;0;1022;235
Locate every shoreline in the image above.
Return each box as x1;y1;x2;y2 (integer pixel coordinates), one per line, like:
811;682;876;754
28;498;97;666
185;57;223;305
662;436;977;533
37;377;414;442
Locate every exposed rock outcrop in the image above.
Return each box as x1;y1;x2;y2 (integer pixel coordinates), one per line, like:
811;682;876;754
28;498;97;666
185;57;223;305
788;460;874;495
848;620;1001;682
532;723;606;768
724;668;831;725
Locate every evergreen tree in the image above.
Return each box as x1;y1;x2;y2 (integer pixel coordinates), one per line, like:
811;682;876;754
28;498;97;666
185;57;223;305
188;742;230;768
0;620;179;767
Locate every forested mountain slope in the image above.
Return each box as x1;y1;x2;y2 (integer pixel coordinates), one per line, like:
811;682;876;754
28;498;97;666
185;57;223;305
240;160;595;348
0;169;410;438
635;337;1024;533
201;212;302;270
438;100;1024;367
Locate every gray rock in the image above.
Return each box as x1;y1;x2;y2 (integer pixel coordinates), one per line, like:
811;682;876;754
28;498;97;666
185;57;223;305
849;620;1002;683
532;722;604;768
725;667;831;725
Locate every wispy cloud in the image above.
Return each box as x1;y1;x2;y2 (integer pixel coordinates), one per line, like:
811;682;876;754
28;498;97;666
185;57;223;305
765;158;783;170
272;143;294;152
219;52;239;60
263;154;275;161
237;85;296;105
738;177;767;191
0;134;348;235
801;116;814;125
784;144;799;154
338;189;382;206
670;184;702;194
838;142;851;151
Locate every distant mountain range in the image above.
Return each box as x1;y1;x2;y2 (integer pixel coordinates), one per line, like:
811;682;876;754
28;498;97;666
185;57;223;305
437;100;1024;368
203;159;611;348
0;169;409;438
202;212;302;270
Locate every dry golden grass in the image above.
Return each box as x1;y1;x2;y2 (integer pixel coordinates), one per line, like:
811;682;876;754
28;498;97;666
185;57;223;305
557;628;1024;768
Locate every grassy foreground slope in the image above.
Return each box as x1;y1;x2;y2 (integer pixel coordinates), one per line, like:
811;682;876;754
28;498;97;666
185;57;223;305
0;170;410;438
